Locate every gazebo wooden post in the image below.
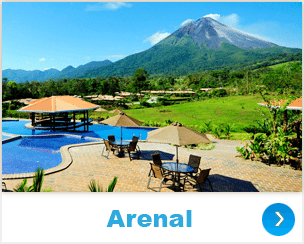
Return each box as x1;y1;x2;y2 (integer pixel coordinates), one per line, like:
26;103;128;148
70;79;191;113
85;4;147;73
52;113;54;130
53;113;56;130
83;111;86;131
87;110;89;131
50;113;52;130
73;112;76;131
65;112;68;131
31;112;36;127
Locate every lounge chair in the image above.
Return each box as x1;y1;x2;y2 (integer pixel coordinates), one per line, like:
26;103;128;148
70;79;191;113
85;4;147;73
184;168;213;192
126;141;140;161
102;140;116;158
147;163;173;192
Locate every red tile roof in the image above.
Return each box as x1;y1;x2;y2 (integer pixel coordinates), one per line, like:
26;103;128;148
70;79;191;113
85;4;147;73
18;96;99;113
258;97;302;110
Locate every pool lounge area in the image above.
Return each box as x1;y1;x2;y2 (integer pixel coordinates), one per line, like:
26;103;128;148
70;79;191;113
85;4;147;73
2;119;302;192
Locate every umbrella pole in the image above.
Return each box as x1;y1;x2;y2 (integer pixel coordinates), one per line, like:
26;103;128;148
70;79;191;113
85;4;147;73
176;145;181;191
121;126;123;141
176;145;179;168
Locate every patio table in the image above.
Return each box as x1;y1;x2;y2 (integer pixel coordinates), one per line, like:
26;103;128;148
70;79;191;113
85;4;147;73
111;140;129;157
162;162;194;191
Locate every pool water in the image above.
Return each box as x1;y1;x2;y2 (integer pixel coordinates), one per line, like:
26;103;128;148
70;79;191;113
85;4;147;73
2;120;156;174
2;120;155;140
2;135;98;174
2;134;12;140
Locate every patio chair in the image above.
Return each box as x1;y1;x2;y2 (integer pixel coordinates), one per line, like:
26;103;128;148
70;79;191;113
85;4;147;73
148;153;162;176
132;136;141;155
151;152;162;166
126;141;140;161
148;153;170;177
102;140;116;158
2;182;7;191
147;163;173;192
184;168;213;192
97;117;104;124
108;135;115;142
187;154;202;177
132;136;139;142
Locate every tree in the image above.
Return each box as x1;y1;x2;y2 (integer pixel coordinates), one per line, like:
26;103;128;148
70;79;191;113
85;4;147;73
107;76;120;96
130;68;150;93
6;81;18;99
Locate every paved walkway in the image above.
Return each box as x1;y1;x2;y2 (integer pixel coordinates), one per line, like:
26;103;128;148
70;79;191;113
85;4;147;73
2;136;302;192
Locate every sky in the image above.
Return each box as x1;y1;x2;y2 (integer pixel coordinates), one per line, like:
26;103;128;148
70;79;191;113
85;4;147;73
1;2;302;71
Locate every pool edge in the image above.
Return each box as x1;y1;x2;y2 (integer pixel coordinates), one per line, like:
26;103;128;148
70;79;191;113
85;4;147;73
2;136;104;180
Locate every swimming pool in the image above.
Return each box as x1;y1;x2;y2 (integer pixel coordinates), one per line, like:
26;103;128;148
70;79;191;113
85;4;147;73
2;134;12;140
2;135;99;174
2;120;155;140
2;120;156;175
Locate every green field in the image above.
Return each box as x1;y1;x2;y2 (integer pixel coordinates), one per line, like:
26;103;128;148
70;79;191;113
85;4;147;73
267;61;301;69
93;94;269;134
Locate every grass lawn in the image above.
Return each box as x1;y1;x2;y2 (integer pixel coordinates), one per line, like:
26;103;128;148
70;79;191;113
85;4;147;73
93;94;269;134
267;61;301;70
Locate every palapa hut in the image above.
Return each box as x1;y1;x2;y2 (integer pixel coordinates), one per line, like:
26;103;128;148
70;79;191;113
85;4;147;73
18;95;99;131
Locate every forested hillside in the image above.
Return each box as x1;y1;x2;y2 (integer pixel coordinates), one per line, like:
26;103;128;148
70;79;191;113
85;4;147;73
2;61;302;101
79;37;301;78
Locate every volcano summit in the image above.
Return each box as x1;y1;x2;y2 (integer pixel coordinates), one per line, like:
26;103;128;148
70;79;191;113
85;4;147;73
172;17;277;50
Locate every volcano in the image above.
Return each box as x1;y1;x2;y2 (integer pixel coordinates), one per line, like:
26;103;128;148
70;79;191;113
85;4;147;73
171;17;277;50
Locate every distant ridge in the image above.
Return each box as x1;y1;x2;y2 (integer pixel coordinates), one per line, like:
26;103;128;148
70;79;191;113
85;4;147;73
53;60;112;80
2;60;112;83
2;68;60;83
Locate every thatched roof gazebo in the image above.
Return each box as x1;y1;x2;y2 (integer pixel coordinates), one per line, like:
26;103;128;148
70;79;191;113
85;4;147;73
18;95;99;131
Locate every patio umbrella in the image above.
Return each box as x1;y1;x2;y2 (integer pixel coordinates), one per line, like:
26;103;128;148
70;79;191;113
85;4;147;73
109;108;123;114
146;121;211;169
101;112;143;140
95;107;107;112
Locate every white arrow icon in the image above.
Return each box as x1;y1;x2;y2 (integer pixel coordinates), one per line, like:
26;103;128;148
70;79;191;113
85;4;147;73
275;211;284;227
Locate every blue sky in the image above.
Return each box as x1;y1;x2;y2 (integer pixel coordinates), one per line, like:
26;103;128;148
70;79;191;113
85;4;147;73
2;2;302;71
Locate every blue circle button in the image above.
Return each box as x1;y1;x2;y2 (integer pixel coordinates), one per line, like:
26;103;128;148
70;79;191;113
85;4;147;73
262;203;295;236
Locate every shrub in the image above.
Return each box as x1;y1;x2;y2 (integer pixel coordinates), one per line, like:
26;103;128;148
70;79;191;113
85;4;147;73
13;167;51;192
197;143;215;150
88;177;118;192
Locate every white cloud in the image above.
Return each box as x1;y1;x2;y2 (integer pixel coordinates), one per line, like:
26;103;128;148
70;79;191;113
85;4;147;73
43;67;58;71
85;2;132;11
84;56;91;59
101;54;127;59
144;31;170;46
38;58;46;62
181;19;194;27
204;14;221;21
204;13;239;28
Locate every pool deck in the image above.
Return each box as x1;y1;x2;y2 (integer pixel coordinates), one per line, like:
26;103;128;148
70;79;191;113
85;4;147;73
2;135;302;192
